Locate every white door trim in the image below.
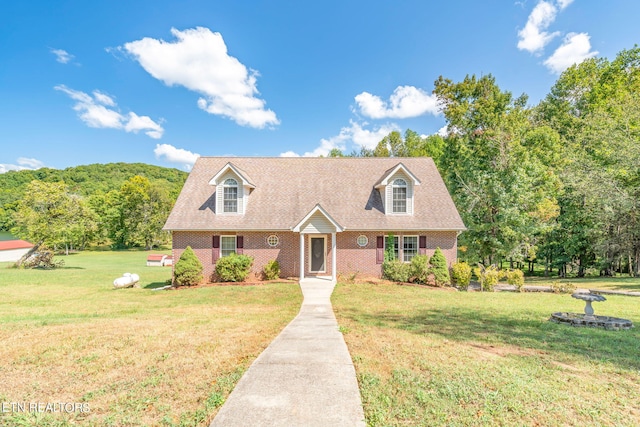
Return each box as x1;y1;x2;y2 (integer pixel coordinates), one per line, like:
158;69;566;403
308;235;327;273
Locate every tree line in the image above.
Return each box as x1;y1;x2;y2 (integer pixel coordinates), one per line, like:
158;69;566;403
1;163;187;251
330;47;640;277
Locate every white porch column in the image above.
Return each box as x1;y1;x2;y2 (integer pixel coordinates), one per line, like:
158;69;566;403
331;231;337;282
299;233;305;281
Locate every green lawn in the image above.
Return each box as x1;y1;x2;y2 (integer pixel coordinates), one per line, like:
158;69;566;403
332;282;640;427
3;252;639;426
0;251;302;426
525;275;640;292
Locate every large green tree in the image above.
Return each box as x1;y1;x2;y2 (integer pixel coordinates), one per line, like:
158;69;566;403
371;130;445;165
434;74;562;265
106;176;173;249
537;46;640;275
12;181;97;253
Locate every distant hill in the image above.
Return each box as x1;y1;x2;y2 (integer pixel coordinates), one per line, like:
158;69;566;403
0;163;188;230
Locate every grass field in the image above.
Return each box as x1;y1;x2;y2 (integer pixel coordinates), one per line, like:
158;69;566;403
2;251;639;426
332;282;640;426
526;275;640;292
0;251;302;426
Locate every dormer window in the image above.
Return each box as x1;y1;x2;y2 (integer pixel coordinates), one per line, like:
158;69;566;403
375;163;419;216
210;162;255;215
223;178;238;213
392;178;407;213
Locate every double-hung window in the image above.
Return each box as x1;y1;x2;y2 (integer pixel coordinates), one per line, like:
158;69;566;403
392;179;407;213
223;179;238;213
221;236;236;257
403;236;418;262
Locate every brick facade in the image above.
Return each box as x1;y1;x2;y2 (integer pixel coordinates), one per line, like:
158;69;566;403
172;230;458;282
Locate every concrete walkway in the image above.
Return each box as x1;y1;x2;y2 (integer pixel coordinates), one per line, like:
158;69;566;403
210;277;366;427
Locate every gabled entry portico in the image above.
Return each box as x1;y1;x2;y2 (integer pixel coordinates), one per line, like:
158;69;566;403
292;204;344;284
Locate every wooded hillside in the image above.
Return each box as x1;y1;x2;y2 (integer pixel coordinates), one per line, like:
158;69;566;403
0;163;187;250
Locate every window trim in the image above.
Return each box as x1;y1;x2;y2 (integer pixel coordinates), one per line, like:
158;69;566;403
267;234;279;247
403;235;418;262
220;235;237;257
356;235;368;247
222;178;239;213
391;178;408;214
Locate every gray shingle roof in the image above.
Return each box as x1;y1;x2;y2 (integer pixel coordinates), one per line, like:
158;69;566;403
164;157;466;232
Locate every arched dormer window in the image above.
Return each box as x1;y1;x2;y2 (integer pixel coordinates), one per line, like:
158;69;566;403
392;178;407;213
223;178;238;213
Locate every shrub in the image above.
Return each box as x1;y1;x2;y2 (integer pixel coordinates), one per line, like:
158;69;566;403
382;259;410;282
505;269;525;291
174;246;203;286
429;247;450;286
384;234;396;261
409;254;430;284
451;261;472;289
263;260;280;280
215;253;254;282
551;281;576;294
474;264;500;291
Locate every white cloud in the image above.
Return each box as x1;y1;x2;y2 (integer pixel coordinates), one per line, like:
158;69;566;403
0;158;46;174
279;151;300;158
55;85;164;138
122;27;279;129
92;90;116;107
354;86;438;119
154;144;200;170
517;1;560;54
281;121;398;157
125;112;164;139
544;32;598;74
349;121;399;150
51;48;74;64
16;157;45;169
556;0;574;10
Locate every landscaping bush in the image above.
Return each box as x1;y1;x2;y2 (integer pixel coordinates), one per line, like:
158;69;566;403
263;260;280;280
429;247;450;286
505;269;525;291
382;259;410;282
451;261;472;289
473;264;500;291
409;254;430;284
215;253;254;282
384;233;396;261
174;246;203;286
551;281;576;294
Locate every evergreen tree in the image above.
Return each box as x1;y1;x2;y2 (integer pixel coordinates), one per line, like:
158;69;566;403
174;246;203;286
429;247;450;286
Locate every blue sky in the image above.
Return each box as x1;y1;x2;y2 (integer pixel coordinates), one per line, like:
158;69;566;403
1;0;639;172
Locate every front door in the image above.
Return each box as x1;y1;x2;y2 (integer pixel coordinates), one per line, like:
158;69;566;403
310;236;326;273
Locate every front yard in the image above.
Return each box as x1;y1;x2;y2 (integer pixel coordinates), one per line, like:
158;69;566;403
2;251;639;426
332;282;640;426
0;251;302;426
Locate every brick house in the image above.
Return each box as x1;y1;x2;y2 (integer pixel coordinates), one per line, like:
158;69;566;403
164;157;465;283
